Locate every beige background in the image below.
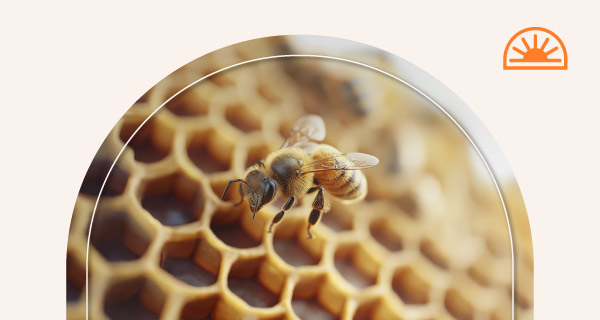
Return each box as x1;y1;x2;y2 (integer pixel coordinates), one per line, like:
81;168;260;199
1;0;599;318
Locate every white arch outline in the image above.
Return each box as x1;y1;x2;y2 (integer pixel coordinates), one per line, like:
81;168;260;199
85;54;515;319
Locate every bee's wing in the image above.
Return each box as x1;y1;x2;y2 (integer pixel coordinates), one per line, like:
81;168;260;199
281;115;326;153
299;152;379;174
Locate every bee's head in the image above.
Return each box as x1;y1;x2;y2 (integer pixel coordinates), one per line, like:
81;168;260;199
244;170;278;218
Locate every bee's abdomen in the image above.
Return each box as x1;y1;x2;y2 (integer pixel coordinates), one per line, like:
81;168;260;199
317;169;367;201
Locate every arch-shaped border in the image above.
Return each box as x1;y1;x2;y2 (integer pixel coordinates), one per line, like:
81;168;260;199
68;35;533;319
503;26;568;70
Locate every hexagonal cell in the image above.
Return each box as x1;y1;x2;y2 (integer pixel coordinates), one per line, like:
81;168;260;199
353;298;390;320
104;277;165;320
141;173;205;226
244;143;273;170
90;211;152;262
119;118;174;163
290;272;344;319
180;295;218;319
159;238;219;287
369;218;403;252
444;288;474;320
210;204;262;249
80;158;129;197
291;277;337;319
321;205;353;232
358;297;403;320
420;239;450;270
211;179;243;206
224;103;262;133
272;217;324;267
66;252;84;302
292;298;336;320
165;85;209;117
227;257;281;308
334;243;377;289
392;266;431;305
187;129;233;174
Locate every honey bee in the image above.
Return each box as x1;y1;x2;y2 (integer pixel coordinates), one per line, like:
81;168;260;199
221;115;379;238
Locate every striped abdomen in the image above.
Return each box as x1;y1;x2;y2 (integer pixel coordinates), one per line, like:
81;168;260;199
311;145;368;202
316;168;367;201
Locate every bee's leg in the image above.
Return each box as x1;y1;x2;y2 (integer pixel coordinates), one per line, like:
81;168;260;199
307;187;325;239
221;179;245;201
234;182;245;206
269;196;296;233
307;186;320;194
258;160;266;169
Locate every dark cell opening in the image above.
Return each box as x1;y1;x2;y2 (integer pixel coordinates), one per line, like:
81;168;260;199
90;211;151;262
292;298;336;320
104;278;164;320
141;173;204;226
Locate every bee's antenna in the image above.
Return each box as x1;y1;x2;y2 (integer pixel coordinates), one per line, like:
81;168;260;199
221;179;248;201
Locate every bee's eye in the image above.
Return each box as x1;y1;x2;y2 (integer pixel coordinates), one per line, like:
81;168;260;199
262;180;276;204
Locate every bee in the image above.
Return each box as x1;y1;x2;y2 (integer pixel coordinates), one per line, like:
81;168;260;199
221;115;379;238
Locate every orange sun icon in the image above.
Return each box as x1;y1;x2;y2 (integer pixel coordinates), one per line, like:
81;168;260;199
503;27;567;70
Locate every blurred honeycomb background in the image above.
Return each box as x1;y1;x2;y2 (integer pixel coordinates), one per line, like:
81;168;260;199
67;36;533;319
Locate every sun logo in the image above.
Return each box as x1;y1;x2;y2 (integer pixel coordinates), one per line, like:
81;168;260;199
503;27;567;70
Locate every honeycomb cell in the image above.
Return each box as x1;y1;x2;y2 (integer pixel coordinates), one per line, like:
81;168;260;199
321;205;353;232
334;243;377;289
292;298;336;320
291;275;338;320
369;217;403;252
104;277;165;320
80;158;129;197
244;143;273;170
210;179;243;205
420;239;450;270
119;118;174;163
392;266;431;304
353;298;385;320
140;173;205;226
180;295;218;319
165;86;209;117
273;218;323;267
160;238;218;287
224;103;262;133
210;205;262;249
444;288;474;320
228;258;280;308
90;211;152;262
187;129;233;174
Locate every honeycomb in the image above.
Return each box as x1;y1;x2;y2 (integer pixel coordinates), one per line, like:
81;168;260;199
67;36;533;319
